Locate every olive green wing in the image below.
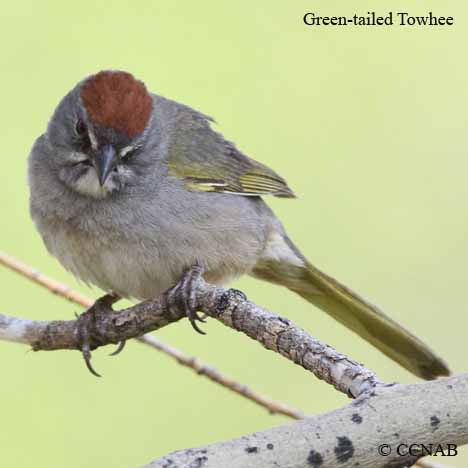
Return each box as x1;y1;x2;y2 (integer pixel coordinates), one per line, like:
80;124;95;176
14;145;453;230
166;109;295;198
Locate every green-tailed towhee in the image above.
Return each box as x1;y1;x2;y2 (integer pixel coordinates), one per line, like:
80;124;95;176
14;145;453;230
28;70;449;379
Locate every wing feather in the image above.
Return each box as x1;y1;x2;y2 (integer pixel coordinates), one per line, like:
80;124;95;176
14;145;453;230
166;105;295;198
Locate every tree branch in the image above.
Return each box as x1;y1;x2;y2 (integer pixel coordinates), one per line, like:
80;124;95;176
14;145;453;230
0;259;383;398
0;252;450;468
0;252;455;467
144;373;467;468
0;251;303;419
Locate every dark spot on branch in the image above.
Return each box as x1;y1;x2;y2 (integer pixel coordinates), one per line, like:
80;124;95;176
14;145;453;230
183;448;208;467
446;384;453;390
228;289;247;301
430;415;440;431
266;443;274;450
245;446;258;454
307;449;323;467
351;413;362;424
188;456;208;468
334;436;354;463
214;292;230;315
278;316;291;325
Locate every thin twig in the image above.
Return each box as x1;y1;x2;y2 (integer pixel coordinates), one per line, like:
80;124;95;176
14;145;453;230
0;250;304;419
0;251;93;307
139;334;305;419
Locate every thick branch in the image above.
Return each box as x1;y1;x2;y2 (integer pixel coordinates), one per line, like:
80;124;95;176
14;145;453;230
0;274;382;398
144;373;467;468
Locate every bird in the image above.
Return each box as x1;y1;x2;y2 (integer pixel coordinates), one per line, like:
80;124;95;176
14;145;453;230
28;70;449;379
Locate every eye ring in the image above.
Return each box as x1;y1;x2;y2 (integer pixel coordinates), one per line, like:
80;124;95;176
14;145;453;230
75;119;87;136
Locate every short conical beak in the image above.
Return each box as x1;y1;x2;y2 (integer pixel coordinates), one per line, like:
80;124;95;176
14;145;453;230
94;145;118;186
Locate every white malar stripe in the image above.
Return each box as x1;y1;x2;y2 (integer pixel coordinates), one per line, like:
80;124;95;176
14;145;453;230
120;145;134;158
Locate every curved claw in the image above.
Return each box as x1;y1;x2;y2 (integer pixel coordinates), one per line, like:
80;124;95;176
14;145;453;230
109;340;126;356
170;262;207;335
75;294;120;377
82;345;102;377
192;310;206;323
185;264;207;334
188;315;207;335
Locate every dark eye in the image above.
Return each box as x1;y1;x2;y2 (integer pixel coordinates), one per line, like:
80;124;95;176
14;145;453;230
75;119;87;136
74;119;91;151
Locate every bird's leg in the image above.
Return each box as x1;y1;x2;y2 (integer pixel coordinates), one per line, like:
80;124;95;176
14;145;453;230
75;292;120;377
169;262;206;335
104;292;126;356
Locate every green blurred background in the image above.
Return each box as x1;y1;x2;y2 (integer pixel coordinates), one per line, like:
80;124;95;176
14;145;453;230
1;1;466;466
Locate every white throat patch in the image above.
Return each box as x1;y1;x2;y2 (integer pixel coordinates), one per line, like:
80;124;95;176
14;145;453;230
74;168;115;199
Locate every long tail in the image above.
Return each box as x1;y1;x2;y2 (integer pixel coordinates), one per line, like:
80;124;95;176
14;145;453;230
252;235;450;380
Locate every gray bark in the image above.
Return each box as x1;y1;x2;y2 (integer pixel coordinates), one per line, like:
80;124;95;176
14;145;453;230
144;373;467;468
1;253;462;468
0;275;382;398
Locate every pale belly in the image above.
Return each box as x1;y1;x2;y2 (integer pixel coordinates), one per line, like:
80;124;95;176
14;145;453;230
38;216;261;300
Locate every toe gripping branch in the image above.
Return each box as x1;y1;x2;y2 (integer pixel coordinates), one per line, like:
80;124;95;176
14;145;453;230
75;293;122;377
75;263;208;377
167;262;207;335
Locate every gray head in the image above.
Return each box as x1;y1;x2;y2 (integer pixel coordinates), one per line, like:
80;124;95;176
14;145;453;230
45;70;155;198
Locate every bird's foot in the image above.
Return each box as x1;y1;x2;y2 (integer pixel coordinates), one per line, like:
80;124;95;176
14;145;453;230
75;293;121;377
169;262;206;335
